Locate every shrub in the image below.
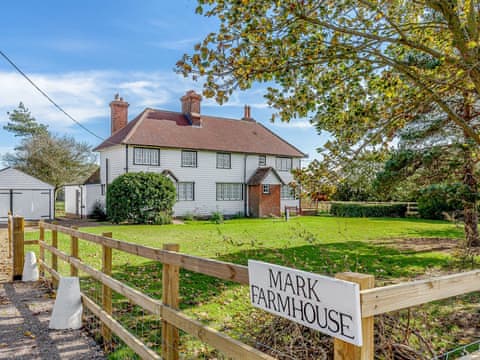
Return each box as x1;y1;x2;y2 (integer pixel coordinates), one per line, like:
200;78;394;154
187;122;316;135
417;184;463;220
106;172;176;224
330;203;407;217
155;210;173;225
182;212;195;221
210;210;224;224
91;200;107;221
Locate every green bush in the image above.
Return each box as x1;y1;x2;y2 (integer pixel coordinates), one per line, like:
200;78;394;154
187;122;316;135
106;172;176;224
417;184;463;220
210;210;224;224
91;200;107;221
154;211;173;225
330;203;407;217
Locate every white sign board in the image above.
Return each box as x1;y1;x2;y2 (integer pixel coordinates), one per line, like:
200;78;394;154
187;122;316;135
248;260;363;346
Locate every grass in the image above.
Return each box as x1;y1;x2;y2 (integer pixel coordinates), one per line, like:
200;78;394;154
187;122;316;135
26;216;478;358
55;201;65;217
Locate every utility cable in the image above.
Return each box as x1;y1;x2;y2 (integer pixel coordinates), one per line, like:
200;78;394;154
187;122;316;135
0;50;106;141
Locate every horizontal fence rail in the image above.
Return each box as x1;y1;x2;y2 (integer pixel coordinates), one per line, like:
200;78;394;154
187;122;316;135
12;219;479;360
38;221;273;360
361;269;480;317
41;222;249;284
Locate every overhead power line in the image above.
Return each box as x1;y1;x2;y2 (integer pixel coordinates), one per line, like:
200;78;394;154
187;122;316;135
0;50;106;141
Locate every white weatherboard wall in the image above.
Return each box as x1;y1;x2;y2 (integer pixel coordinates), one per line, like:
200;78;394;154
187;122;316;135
65;184;102;217
0;168;54;221
64;185;79;216
97;145;301;216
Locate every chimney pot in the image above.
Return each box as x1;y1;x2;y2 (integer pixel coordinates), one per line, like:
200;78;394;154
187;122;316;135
110;94;129;134
242;105;254;121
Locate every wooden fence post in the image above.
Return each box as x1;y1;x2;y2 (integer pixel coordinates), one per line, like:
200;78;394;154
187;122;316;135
51;224;58;287
70;226;79;277
39;222;45;278
162;243;180;360
334;272;375;360
12;216;25;280
7;212;12;259
102;232;113;350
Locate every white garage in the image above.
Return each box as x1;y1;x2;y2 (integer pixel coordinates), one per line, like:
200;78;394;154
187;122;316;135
0;167;54;221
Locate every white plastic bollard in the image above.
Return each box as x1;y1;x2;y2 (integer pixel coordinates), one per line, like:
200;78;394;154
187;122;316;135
49;277;83;330
22;251;39;282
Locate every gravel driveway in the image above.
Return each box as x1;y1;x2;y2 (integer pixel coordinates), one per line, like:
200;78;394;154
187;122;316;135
0;281;104;359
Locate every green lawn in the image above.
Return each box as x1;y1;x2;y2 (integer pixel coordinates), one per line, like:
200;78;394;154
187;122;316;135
28;216;478;359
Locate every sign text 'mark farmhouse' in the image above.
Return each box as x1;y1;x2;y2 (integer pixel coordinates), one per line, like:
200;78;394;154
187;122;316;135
248;260;363;346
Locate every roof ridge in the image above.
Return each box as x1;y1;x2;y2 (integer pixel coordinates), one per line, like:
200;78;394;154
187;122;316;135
149;108;249;123
124;109;150;144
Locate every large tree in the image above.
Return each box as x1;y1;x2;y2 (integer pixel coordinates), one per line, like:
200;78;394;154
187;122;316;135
3;103;97;201
178;0;480;244
4;102;48;138
376;100;480;246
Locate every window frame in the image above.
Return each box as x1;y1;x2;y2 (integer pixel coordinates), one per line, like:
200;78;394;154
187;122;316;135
216;152;231;169
176;182;195;201
258;155;267;167
281;185;296;200
181;150;198;168
275;157;292;171
216;183;243;201
262;184;270;194
133;147;160;166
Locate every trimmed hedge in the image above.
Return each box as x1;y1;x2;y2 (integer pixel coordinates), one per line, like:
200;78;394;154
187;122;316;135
330;203;407;218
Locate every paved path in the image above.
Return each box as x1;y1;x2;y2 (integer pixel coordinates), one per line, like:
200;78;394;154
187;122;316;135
0;229;12;283
0;281;104;359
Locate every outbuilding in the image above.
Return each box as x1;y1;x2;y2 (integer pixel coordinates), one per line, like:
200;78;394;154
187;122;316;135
64;168;102;218
0;167;55;221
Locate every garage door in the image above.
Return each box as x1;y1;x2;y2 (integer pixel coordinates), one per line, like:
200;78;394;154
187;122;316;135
0;189;52;220
0;191;10;220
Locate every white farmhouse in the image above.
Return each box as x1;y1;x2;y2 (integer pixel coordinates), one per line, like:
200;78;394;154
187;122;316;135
80;90;306;218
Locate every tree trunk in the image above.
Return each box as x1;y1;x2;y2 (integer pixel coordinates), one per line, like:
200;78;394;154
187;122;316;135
462;146;479;247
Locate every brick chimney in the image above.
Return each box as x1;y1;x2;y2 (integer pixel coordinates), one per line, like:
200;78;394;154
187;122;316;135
242;105;255;121
110;94;129;134
181;90;202;127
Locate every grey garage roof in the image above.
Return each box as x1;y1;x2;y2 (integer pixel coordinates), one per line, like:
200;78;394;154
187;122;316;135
0;167;54;189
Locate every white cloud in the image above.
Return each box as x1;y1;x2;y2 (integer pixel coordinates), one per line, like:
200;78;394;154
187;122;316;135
270;120;313;129
0;70;199;134
147;38;199;51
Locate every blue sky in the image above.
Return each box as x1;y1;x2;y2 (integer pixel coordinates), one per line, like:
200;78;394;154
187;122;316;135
0;0;328;164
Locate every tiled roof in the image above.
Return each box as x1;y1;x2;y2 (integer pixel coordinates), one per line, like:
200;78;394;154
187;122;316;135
94;109;306;157
83;168;100;185
247;167;285;185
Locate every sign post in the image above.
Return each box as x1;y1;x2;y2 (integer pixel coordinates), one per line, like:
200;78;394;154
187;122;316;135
248;260;363;346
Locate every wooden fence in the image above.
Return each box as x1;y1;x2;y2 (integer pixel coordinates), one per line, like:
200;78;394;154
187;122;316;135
9;217;480;360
